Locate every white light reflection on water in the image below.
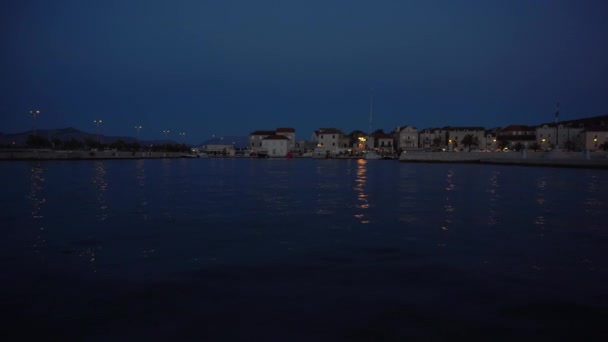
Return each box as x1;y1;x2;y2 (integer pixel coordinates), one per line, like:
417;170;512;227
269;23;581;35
353;159;370;224
160;158;175;221
534;175;548;228
398;165;418;223
584;174;604;230
92;161;108;221
314;161;342;217
263;166;291;216
135;159;149;220
28;163;46;252
439;169;455;246
486;170;500;226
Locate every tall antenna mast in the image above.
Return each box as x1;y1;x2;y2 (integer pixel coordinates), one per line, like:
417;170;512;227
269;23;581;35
368;92;374;136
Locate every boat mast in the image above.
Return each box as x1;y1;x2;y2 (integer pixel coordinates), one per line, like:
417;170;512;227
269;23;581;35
368;92;373;150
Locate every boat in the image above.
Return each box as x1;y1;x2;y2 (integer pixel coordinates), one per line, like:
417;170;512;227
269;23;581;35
363;150;382;160
312;147;328;159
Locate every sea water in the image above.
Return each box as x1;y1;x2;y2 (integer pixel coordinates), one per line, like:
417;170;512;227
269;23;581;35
1;158;607;340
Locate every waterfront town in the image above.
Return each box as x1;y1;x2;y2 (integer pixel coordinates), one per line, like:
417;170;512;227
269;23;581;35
1;114;607;163
242;114;608;158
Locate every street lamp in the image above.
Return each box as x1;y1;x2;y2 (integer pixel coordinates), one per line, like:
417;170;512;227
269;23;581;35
134;125;142;143
30;109;41;135
94;120;103;147
179;132;186;144
163;130;170;151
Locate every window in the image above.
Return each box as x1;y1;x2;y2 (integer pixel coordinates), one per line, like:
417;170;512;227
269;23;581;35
332;142;335;146
332;135;335;138
321;135;324;139
251;142;254;146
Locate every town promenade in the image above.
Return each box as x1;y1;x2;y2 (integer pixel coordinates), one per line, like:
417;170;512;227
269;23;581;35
398;150;608;169
0;149;185;160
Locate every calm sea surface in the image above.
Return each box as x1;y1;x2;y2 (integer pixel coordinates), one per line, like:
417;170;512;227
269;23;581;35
1;158;608;340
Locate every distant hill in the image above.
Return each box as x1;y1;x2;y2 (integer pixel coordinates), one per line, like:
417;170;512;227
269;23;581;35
0;127;176;146
539;114;608;127
198;136;249;149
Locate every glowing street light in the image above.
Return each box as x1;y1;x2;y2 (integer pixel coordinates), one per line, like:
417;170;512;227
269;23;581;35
163;130;170;151
134;125;142;143
30;109;41;135
94;119;103;147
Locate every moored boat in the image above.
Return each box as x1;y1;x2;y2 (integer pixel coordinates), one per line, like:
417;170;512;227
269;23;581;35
363;150;381;160
312;148;328;159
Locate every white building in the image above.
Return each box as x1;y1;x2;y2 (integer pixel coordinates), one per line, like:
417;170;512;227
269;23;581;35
395;125;418;151
582;127;608;151
249;130;275;151
498;125;536;150
262;135;291;157
536;123;585;150
419;128;449;150
314;128;346;153
276;128;295;144
249;127;297;154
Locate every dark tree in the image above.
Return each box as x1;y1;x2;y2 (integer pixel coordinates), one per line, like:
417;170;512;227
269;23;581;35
564;140;576;151
460;134;479;151
51;138;62;149
497;140;510;151
432;137;443;151
84;137;97;149
63;138;84;150
529;142;541;151
26;135;51;148
110;139;127;151
513;142;524;151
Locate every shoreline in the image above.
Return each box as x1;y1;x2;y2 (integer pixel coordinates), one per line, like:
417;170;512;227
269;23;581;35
2;149;608;169
0;149;186;160
398;150;608;169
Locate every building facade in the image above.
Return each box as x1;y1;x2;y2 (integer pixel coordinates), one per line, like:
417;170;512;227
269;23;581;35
261;135;291;157
314;128;347;153
498;125;536;150
447;127;485;151
419;128;449;150
582;127;608;151
249;127;296;154
396;125;418;151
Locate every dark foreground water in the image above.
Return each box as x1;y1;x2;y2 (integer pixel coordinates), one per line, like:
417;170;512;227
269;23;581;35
1;158;608;340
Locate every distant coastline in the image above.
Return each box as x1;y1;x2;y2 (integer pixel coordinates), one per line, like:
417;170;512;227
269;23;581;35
0;149;186;160
2;148;608;169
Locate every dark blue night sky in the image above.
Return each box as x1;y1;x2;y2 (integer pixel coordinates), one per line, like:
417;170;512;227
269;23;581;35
2;0;607;143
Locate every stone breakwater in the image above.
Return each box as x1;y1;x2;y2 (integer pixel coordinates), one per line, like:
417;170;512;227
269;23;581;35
399;150;608;169
0;149;185;160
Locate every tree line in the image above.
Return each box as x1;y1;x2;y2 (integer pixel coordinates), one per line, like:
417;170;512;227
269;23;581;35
0;135;191;152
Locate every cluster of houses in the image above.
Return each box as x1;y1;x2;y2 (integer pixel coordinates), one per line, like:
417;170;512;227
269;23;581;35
241;117;608;158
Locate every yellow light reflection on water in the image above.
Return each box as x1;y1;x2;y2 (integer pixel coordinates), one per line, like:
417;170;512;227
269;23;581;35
353;159;371;223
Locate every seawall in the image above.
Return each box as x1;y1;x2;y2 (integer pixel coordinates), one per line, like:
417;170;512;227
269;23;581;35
399;151;608;169
0;149;185;160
